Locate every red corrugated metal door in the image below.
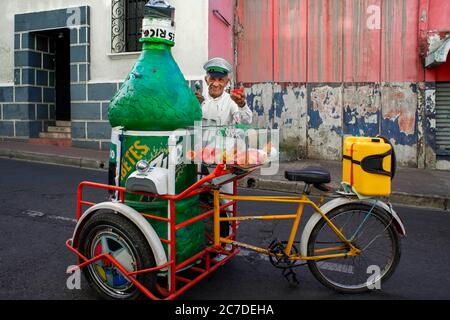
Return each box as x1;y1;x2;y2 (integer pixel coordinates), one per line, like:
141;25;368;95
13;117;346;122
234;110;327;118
235;0;307;83
235;0;274;83
235;0;423;84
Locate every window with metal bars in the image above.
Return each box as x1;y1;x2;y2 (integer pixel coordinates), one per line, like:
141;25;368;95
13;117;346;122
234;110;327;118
111;0;147;53
125;0;146;52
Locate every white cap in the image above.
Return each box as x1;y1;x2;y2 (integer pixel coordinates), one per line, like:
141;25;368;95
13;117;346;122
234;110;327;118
203;57;232;77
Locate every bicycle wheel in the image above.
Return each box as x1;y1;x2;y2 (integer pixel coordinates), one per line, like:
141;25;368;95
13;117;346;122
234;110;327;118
307;203;401;293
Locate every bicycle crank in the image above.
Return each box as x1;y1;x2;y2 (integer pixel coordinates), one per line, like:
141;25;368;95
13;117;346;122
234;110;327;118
268;239;301;269
267;239;304;286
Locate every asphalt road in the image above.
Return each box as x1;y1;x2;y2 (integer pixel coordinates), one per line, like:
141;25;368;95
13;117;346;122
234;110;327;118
0;158;449;300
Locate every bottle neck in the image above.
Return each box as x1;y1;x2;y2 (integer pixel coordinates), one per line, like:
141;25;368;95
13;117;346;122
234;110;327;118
141;40;173;51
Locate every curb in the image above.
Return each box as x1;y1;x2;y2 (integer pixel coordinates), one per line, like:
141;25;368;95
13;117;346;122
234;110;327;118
237;176;450;212
0;149;108;171
1;148;448;212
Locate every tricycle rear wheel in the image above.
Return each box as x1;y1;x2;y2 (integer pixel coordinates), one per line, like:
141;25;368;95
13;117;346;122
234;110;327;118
78;211;156;300
307;204;401;293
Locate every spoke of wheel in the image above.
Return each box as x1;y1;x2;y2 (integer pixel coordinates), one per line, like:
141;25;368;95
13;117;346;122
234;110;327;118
362;246;392;259
354;217;380;243
339;210;355;234
350;208;376;241
101;236;110;254
358;253;373;268
111;247;126;258
362;218;393;251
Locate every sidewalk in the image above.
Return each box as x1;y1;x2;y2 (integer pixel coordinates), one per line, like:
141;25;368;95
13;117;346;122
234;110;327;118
0;140;448;211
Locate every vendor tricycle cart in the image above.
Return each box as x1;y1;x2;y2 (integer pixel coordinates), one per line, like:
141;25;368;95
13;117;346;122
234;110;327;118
66;134;406;300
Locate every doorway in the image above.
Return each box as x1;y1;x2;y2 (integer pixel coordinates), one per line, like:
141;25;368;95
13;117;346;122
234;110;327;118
54;29;71;121
39;28;71;121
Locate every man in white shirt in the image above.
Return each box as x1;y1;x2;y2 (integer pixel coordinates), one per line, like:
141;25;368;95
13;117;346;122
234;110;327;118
195;58;253;247
195;57;253;126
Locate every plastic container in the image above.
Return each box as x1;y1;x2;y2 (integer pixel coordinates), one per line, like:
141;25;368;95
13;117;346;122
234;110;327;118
343;136;394;197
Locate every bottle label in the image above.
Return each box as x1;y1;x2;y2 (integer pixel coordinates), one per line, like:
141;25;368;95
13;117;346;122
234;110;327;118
142;18;175;44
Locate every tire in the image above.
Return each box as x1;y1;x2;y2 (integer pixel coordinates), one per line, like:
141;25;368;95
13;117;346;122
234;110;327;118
78;211;156;300
307;204;401;294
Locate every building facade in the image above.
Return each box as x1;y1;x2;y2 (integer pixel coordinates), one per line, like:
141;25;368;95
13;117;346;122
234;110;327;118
232;0;450;170
0;0;449;170
0;0;210;151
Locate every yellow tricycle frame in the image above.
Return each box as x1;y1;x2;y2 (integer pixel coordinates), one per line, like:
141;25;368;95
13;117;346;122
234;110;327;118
213;190;361;262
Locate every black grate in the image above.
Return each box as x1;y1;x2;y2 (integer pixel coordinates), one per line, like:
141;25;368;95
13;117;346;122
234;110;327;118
436;82;450;155
125;0;147;52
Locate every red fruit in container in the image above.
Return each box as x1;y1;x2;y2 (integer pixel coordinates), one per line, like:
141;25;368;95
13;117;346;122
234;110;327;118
247;148;262;165
235;150;247;165
186;150;196;161
202;147;216;164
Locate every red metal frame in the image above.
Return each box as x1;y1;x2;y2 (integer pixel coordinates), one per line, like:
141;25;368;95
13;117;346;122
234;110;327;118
67;164;250;300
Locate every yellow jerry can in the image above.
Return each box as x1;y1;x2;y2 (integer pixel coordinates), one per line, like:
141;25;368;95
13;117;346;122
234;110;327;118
343;136;395;197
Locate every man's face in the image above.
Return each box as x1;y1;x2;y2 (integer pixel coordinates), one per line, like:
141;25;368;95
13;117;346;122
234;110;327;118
206;75;229;99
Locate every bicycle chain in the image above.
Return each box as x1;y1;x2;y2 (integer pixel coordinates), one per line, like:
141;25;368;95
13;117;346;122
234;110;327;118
268;239;306;286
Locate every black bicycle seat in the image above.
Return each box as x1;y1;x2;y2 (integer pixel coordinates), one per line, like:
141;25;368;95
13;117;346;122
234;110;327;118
284;167;331;185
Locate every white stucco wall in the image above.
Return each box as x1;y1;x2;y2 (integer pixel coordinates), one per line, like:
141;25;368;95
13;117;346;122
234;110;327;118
0;0;208;84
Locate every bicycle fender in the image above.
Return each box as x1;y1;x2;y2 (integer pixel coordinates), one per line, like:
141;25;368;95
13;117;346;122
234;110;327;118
300;197;406;257
71;202;168;269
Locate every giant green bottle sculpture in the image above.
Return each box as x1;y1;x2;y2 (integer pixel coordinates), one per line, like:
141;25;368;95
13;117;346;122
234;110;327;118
108;4;201;129
108;0;203;264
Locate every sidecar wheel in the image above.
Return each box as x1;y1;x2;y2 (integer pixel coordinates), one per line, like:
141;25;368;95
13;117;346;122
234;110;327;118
78;211;156;300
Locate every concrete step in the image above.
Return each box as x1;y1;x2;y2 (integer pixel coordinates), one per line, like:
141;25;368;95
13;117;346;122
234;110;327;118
48;126;71;133
39;132;71;139
55;121;71;127
28;138;72;147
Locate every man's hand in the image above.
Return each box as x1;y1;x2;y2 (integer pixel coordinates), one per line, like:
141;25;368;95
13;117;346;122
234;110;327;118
231;88;246;108
195;91;205;104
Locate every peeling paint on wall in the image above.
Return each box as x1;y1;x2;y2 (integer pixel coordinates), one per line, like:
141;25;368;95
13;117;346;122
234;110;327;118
244;83;274;129
425;86;437;144
308;85;343;160
381;83;418;166
343;84;381;137
424;84;437;168
417;82;425;168
381;83;417;138
244;83;308;158
273;83;308;158
273;84;307;142
428;33;445;54
242;82;436;167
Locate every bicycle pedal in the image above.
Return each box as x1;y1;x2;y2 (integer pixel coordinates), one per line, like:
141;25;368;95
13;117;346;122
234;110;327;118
282;268;300;286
